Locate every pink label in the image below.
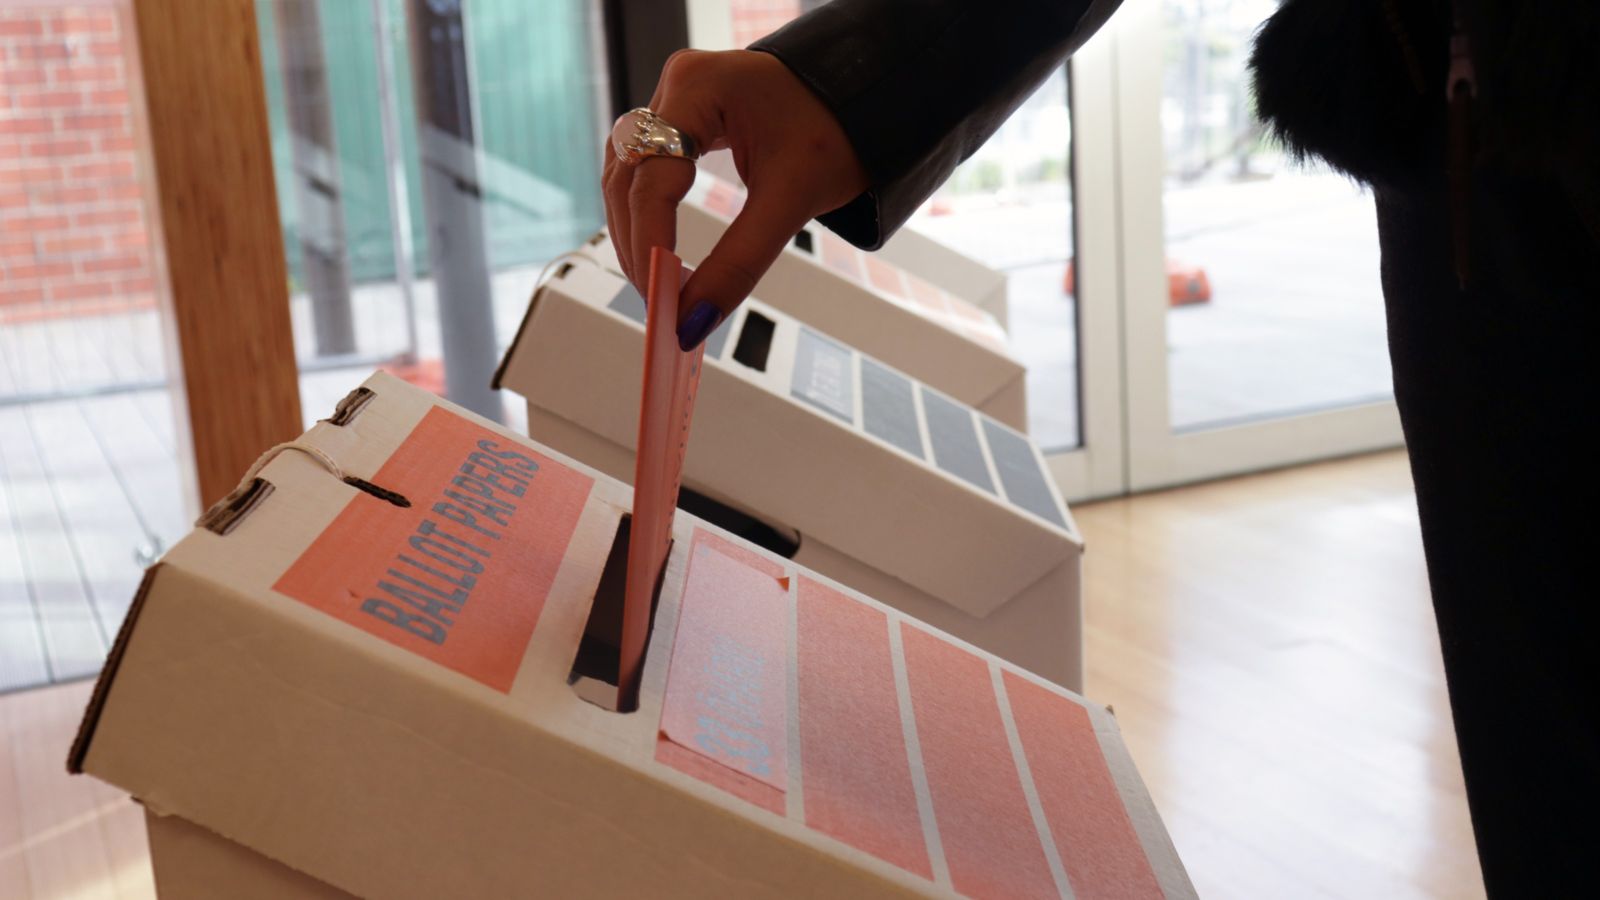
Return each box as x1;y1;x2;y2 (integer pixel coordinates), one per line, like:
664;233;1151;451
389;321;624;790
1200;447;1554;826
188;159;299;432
659;534;789;796
797;577;932;879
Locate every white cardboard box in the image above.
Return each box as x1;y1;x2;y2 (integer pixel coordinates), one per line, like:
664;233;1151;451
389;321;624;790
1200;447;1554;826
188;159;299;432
496;259;1084;691
875;220;1010;328
619;173;1025;430
72;372;1193;899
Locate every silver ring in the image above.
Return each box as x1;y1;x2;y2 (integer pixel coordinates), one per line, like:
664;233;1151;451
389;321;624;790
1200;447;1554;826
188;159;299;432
611;107;700;166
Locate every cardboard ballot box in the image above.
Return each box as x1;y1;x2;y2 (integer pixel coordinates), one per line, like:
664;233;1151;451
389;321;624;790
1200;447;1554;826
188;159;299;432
614;173;1025;430
496;259;1084;692
72;372;1193;899
875;219;1011;328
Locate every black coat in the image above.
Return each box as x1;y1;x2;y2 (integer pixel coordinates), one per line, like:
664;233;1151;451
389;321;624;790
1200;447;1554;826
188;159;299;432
756;2;1599;895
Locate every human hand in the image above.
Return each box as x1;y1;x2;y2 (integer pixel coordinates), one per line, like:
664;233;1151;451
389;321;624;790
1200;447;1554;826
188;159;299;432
601;49;869;350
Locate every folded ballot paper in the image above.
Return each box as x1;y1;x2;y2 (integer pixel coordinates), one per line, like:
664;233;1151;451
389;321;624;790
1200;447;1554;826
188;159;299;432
69;286;1193;898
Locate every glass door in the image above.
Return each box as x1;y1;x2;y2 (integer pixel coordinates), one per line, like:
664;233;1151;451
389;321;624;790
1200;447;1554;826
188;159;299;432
1111;0;1403;491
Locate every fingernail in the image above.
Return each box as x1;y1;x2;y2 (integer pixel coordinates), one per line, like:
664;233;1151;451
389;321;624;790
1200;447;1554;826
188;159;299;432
677;301;720;352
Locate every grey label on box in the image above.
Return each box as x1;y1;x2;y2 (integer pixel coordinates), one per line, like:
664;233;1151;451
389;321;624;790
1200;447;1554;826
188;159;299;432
861;358;925;458
607;283;731;357
981;417;1067;528
607;284;646;324
920;387;995;494
791;329;855;422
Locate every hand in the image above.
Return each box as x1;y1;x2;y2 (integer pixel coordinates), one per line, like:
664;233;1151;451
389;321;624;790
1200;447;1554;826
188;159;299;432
601;49;869;350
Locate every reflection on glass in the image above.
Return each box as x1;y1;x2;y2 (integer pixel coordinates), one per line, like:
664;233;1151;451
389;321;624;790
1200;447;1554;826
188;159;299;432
0;5;185;690
1161;0;1391;431
256;0;606;423
910;69;1078;451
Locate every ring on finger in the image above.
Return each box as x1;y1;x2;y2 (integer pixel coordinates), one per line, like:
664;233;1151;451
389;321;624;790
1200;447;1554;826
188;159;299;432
611;107;700;166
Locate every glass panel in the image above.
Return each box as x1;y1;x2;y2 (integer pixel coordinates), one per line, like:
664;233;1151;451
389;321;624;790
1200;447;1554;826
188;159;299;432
1;4;182;691
909;68;1077;451
255;0;608;428
1161;0;1391;431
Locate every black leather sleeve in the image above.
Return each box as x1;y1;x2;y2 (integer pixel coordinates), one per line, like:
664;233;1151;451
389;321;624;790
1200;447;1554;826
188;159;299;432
750;0;1122;249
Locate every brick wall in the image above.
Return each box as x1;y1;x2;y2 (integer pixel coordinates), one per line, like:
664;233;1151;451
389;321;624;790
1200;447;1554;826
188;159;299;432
0;4;152;320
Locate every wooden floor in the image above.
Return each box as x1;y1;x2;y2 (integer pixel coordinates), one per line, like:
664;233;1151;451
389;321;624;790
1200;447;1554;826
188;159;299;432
1078;452;1482;899
0;450;1483;898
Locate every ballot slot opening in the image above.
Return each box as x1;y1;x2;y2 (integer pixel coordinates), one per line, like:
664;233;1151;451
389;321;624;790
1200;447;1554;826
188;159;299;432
792;229;814;254
731;311;776;372
677;487;799;559
568;514;666;713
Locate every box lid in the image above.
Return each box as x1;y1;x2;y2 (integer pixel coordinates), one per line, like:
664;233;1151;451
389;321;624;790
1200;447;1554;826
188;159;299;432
497;260;1081;621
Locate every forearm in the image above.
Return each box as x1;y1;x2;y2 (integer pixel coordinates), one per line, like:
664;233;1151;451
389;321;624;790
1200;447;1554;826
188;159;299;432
752;0;1121;248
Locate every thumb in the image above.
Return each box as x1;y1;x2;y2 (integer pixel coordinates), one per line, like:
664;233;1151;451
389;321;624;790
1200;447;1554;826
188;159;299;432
676;188;807;352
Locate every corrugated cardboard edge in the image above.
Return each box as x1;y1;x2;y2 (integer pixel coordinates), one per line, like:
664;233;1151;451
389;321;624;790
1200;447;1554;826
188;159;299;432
492;278;558;391
1090;703;1201;900
67;562;162;775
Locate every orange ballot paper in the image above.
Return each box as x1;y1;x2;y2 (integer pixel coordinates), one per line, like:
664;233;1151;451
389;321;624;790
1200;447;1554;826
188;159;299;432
619;248;704;702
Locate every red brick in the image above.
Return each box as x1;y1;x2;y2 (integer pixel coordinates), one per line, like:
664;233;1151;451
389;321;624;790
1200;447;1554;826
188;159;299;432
12;88;82;110
0;285;45;306
6;259;73;280
0;164;62;185
72;207;141;228
108;227;147;249
40;233;103;255
0;66;49;89
52;62;118;84
117;274;154;293
49;278;116;301
0;115;55;136
2;213;69;233
85;39;125;60
0;19;47;39
103;181;142;200
86;87;129;107
97;134;136;153
31;185;100;206
0;237;34;259
0;190;27;209
54;11;117;36
63;111;126;132
80;252;140;273
68;159;136;181
26;135;93;158
9;40;71;62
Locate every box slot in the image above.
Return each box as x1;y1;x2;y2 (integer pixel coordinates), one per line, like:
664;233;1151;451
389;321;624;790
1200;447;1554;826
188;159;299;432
568;514;666;713
792;228;814;254
731;311;777;372
677;487;799;559
198;478;274;536
323;387;375;426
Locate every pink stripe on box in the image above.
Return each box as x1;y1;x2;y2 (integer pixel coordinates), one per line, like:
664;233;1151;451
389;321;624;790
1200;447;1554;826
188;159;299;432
656;534;789;811
797;578;932;880
900;623;1058;899
863;253;909;298
819;233;863;281
903;272;951;315
1003;670;1164;900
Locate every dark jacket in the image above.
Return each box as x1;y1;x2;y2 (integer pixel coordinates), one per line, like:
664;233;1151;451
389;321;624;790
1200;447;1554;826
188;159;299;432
756;2;1600;895
752;0;1120;249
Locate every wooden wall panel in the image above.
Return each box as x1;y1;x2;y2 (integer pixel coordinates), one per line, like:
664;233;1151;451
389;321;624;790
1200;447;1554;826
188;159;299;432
125;0;301;508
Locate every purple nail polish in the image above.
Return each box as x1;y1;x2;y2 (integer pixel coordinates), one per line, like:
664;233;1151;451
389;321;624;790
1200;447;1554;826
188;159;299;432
677;301;720;352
